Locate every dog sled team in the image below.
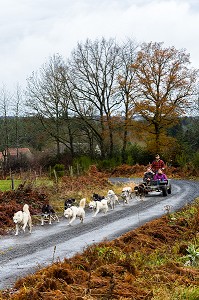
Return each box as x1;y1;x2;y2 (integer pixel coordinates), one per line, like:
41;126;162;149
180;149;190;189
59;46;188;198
12;185;138;236
13;155;168;235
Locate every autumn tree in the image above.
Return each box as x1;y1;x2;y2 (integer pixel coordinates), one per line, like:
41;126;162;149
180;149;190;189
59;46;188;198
130;42;198;154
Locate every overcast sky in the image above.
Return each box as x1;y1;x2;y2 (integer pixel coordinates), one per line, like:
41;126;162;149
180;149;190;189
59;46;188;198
0;0;198;93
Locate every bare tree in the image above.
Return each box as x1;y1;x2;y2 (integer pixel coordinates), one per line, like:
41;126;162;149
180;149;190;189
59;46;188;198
26;54;77;157
12;84;24;158
68;37;122;158
117;39;139;162
0;85;12;172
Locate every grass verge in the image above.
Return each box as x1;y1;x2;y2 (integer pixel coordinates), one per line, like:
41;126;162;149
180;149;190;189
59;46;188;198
1;197;198;299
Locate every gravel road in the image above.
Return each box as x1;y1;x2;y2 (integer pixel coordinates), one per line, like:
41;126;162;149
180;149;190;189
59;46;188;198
0;178;198;290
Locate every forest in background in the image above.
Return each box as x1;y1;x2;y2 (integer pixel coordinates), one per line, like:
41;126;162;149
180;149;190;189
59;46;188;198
0;115;198;177
0;39;198;175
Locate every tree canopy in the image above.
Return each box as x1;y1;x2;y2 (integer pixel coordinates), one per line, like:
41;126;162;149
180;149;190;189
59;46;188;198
128;42;198;153
1;38;198;169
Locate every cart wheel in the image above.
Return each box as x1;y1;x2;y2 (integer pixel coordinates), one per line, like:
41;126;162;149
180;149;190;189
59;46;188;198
162;186;168;196
168;186;171;194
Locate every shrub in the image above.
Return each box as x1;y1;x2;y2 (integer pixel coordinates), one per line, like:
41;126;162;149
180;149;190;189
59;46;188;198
191;151;199;169
73;156;94;174
97;157;121;171
126;143;151;165
51;164;65;178
176;152;188;168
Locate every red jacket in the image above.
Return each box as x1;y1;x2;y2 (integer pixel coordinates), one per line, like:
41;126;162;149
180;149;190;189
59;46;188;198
151;159;165;173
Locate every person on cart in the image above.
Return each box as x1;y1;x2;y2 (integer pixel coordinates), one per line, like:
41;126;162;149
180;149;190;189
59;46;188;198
143;167;154;185
151;154;165;173
153;168;168;181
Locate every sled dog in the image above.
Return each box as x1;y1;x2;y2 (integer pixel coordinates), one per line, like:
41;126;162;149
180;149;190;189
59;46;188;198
106;189;120;209
92;193;105;201
41;204;59;225
64;198;86;225
121;186;132;204
13;204;32;236
134;184;146;200
89;199;109;217
64;198;76;210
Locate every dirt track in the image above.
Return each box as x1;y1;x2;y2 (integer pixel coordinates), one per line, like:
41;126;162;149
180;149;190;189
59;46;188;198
0;178;198;290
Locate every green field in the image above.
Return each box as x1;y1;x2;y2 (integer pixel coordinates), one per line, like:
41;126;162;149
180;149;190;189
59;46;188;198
0;178;54;192
0;180;22;191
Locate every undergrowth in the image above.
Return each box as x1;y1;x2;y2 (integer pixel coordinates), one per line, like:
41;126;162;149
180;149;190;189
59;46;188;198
0;165;198;298
0;198;198;300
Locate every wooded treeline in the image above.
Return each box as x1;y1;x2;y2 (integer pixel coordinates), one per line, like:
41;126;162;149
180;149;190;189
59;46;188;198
0;38;199;172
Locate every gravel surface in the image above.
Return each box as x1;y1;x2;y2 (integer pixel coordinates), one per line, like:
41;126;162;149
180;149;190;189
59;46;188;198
0;178;198;290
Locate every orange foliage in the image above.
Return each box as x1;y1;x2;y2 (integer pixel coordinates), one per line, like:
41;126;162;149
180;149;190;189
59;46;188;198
0;165;198;299
1;204;199;299
60;165;111;194
0;164;195;235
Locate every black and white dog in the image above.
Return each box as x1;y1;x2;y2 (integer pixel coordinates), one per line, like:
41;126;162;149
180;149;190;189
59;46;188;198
134;184;146;200
64;198;76;210
92;193;105;202
41;204;59;225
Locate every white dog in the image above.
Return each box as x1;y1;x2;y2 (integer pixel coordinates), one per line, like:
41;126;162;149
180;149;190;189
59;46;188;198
13;204;32;236
121;186;132;205
107;189;120;209
64;198;86;225
89;199;109;217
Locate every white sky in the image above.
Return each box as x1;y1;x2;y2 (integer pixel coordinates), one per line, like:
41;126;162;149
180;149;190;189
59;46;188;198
0;0;199;93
